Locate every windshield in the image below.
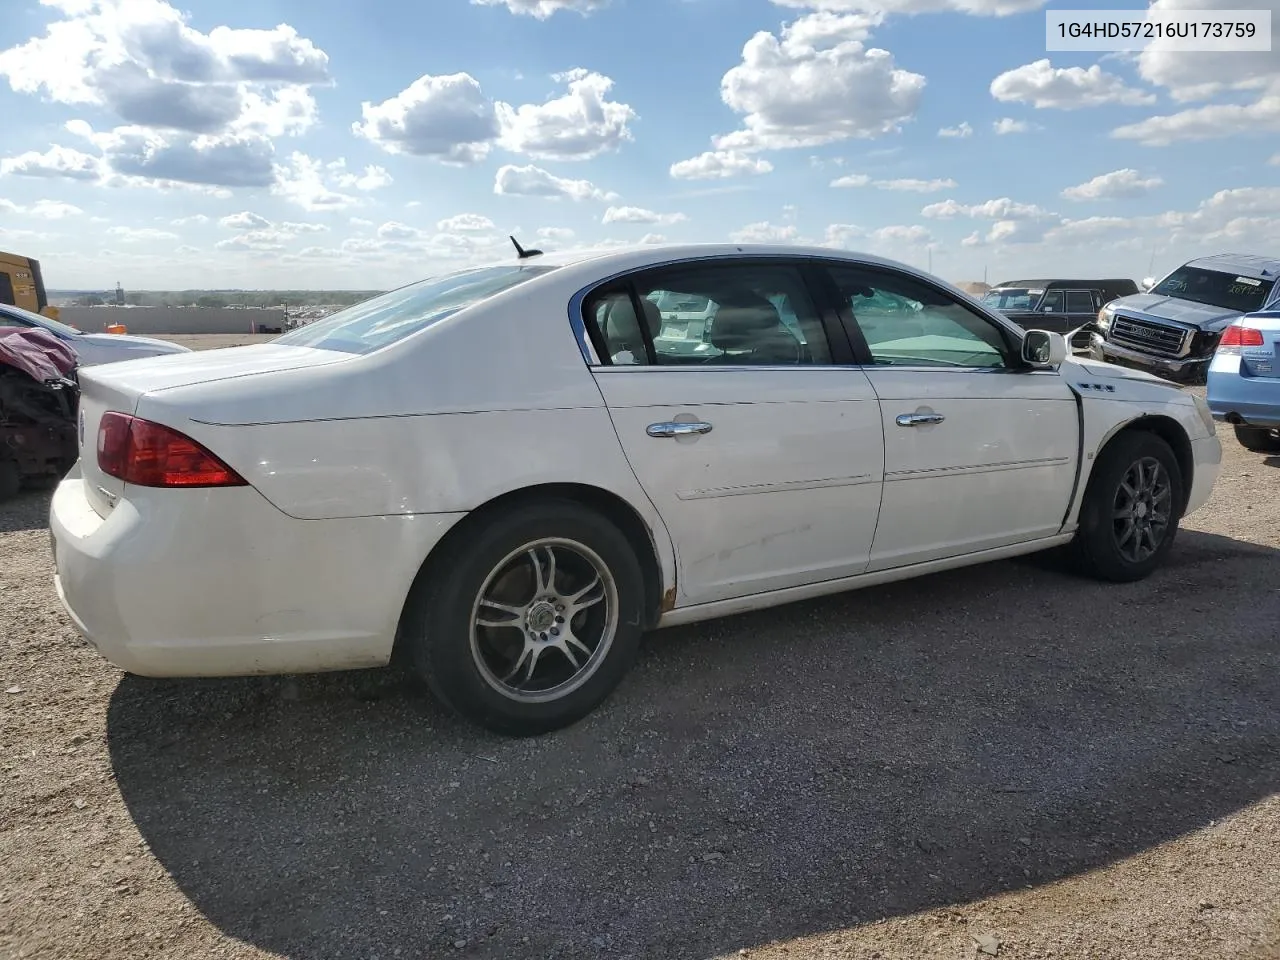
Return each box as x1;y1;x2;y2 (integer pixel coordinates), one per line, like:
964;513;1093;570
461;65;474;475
1150;267;1276;313
0;302;82;337
273;264;559;354
982;288;1038;311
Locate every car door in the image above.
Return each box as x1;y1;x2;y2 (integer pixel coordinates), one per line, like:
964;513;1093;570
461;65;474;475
582;258;885;607
822;262;1080;572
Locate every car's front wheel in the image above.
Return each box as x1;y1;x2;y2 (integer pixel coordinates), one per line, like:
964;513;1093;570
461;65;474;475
1070;430;1184;583
399;500;647;736
1234;424;1280;453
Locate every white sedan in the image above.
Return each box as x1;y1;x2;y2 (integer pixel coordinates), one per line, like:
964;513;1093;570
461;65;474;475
49;243;1222;735
0;303;191;366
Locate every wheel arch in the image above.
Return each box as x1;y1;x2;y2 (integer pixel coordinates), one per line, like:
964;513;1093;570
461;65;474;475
1095;414;1195;513
394;482;671;661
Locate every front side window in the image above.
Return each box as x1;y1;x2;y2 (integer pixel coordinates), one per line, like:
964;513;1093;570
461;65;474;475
1039;290;1065;313
828;265;1014;369
274;264;558;355
1150;266;1276;313
586;262;832;366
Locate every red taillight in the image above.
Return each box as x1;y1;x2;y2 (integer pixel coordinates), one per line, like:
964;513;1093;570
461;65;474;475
1220;325;1265;347
97;412;247;488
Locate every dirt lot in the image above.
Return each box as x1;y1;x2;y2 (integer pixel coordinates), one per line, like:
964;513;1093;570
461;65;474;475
2;336;1278;960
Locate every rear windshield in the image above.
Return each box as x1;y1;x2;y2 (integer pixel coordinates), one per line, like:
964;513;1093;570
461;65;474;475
1150;267;1275;314
273;264;559;354
982;288;1037;311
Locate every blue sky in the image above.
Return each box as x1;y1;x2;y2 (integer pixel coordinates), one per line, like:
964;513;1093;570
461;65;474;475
0;0;1277;290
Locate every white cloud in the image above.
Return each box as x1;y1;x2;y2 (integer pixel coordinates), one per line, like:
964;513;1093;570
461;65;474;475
0;0;329;133
1061;168;1163;201
712;12;926;152
219;211;271;229
1271;153;1280;165
352;73;499;164
537;226;574;241
992;117;1036;134
823;223;865;247
280;221;327;234
772;0;1049;15
85;124;276;188
215;231;288;252
1111;97;1280;146
326;160;393;191
870;224;933;244
438;213;496;232
922;197;1056;220
991;59;1157;109
496;68;635;161
4;198;85;219
938;121;973;138
271;151;361;211
470;0;608;17
107;226;180;242
355;68;635;165
493;163;618;201
640;233;667;244
1133;0;1278;104
832;174;956;191
171;213;209;225
669;150;774;180
0;145;102;179
730;221;800;243
602;206;688;225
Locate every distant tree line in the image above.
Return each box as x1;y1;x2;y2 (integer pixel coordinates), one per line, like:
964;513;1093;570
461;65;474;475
61;290;383;309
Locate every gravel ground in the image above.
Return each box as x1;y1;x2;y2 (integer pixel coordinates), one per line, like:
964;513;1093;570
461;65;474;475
2;336;1278;960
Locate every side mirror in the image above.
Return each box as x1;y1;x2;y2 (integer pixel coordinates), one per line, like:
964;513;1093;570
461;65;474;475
1022;329;1068;368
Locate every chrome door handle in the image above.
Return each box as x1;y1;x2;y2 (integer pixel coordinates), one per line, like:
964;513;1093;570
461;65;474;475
647;421;713;438
895;413;945;427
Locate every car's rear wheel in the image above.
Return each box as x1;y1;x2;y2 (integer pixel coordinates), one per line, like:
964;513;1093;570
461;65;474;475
1233;424;1280;453
1070;430;1184;583
399;500;646;736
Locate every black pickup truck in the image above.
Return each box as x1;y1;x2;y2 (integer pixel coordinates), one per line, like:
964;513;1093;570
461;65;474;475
981;278;1140;347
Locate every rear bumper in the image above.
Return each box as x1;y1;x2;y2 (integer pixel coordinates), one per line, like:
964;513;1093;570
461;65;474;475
1206;364;1280;429
48;465;465;677
1088;334;1209;381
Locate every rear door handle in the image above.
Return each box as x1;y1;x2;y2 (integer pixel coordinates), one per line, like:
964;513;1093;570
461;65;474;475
895;413;945;427
647;421;713;438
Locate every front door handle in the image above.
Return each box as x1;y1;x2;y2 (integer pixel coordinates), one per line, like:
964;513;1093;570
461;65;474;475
895;412;945;427
647;421;713;438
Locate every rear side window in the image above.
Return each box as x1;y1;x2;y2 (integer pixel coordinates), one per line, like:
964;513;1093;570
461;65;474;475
1065;291;1094;313
274;264;558;355
585;262;833;366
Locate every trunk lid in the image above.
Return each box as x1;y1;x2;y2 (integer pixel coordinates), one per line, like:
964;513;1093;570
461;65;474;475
75;344;352;517
1240;311;1280;379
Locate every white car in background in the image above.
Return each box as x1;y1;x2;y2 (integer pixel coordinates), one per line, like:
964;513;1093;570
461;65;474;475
0;303;191;366
49;243;1222;736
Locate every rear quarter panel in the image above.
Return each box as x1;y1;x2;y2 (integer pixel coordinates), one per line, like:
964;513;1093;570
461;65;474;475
130;283;678;592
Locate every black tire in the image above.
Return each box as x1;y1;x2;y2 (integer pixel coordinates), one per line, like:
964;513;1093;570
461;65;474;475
398;499;647;736
1070;430;1184;583
1234;424;1280;453
0;458;20;502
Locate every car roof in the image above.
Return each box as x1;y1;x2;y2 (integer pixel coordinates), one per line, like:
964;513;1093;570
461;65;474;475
506;241;933;279
992;279;1133;289
1179;254;1280;279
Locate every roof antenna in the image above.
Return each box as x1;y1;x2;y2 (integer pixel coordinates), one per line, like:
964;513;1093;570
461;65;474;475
510;235;543;260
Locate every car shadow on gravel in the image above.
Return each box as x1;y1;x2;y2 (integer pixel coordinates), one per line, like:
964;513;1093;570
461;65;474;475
106;529;1280;960
0;488;54;533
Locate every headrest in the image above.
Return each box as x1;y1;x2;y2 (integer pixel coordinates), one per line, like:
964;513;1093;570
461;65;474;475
707;292;785;352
